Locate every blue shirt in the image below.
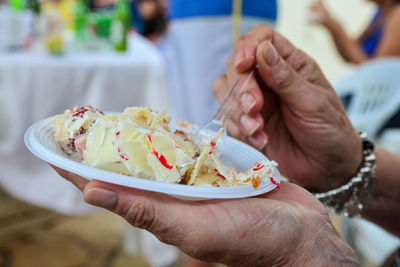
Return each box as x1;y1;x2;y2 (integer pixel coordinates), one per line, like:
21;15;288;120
169;0;278;21
362;9;383;56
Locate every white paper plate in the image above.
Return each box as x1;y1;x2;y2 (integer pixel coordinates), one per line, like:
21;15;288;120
24;117;281;200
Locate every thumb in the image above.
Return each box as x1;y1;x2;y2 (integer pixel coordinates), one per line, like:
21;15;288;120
256;40;308;105
82;180;189;243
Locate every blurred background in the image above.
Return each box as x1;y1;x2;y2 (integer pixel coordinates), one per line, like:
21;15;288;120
1;0;399;266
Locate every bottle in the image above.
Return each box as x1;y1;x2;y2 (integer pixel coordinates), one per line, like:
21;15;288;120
74;0;86;42
111;0;130;52
26;0;40;15
10;0;26;12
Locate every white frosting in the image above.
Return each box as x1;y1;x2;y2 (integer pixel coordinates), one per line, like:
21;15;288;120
54;106;280;188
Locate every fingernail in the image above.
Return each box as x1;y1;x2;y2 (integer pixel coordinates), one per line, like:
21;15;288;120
234;50;245;68
259;137;268;150
85;188;118;210
240;93;256;114
264;41;279;66
240;115;260;135
249;132;268;150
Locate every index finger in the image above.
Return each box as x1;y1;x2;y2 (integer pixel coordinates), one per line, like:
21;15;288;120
50;164;89;191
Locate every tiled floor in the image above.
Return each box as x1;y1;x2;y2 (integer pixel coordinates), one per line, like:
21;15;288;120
0;187;155;267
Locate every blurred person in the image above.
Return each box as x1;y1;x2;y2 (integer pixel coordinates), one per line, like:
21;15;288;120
163;0;278;126
311;0;400;143
53;25;400;266
310;0;400;64
132;0;167;42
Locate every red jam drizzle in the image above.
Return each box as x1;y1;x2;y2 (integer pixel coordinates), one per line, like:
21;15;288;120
209;141;216;155
152;150;173;169
71;105;104;118
214;169;226;180
115;131;128;161
146;133;173;169
216;173;225;179
78;127;86;135
67;138;76;152
253;164;264;172
270;177;280;188
72;107;89;118
146;133;152;142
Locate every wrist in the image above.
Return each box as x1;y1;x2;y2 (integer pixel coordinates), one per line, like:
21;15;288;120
287;211;359;266
333;132;363;188
322;128;363;191
228;216;360;267
314;132;377;217
298;220;360;266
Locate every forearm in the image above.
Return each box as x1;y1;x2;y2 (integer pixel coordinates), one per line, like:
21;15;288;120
325;19;367;64
363;146;400;236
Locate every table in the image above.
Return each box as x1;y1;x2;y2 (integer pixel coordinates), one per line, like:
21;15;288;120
0;34;171;214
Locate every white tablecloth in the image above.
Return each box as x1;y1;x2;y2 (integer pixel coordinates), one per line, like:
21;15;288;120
0;34;171;214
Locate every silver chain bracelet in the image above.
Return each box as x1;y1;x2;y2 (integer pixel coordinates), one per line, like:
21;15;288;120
313;132;377;217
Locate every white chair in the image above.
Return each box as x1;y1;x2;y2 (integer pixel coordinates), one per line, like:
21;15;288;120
377;128;400;155
334;58;400;265
334;57;400;140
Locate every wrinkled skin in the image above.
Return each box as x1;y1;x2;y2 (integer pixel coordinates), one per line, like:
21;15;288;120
52;166;358;266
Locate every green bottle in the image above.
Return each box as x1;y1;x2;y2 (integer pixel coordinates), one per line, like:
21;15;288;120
26;0;40;15
74;0;87;42
10;0;26;12
111;0;130;52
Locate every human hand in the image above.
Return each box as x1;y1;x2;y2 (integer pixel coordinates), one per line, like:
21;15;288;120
309;0;335;28
51;166;358;266
213;25;361;191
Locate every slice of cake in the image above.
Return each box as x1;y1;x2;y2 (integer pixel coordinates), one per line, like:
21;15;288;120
52;105;279;188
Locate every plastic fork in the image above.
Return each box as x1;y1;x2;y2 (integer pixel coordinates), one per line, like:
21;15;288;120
196;71;254;142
